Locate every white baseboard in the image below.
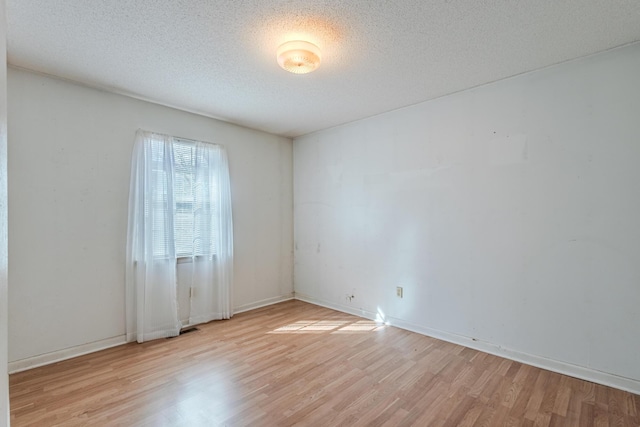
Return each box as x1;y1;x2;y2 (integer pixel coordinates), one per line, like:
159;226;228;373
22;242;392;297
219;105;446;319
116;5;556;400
9;294;295;374
294;292;380;320
294;293;640;396
8;335;127;374
12;293;638;395
234;293;295;314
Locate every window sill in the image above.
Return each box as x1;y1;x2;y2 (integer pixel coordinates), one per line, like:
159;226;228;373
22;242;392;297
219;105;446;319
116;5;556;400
176;255;216;264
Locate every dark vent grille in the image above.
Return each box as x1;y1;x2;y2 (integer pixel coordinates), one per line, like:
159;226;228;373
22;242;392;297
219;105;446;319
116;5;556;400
167;327;199;339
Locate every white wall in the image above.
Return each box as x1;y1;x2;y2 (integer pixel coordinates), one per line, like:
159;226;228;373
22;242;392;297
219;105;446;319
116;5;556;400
294;43;640;393
0;1;9;424
8;68;293;367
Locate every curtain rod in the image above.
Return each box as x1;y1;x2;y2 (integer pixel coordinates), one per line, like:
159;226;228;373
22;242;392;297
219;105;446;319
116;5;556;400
136;128;221;147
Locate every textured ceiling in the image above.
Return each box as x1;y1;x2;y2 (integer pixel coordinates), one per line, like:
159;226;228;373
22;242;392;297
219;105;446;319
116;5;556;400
7;1;640;138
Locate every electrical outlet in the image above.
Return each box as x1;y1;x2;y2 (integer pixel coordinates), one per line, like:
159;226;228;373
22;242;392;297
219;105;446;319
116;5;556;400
396;286;403;298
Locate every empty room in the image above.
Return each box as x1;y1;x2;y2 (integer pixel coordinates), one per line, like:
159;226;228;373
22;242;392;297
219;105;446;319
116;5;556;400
1;0;640;426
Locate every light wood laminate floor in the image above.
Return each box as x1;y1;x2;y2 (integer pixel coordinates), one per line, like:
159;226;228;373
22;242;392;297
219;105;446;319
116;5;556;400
9;300;640;426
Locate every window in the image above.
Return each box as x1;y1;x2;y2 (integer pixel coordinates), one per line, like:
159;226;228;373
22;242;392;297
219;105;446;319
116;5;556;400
144;137;221;259
126;130;234;342
172;140;218;257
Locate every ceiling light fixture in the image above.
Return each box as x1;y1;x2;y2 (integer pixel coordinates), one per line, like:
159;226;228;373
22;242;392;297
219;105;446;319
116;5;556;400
276;40;321;74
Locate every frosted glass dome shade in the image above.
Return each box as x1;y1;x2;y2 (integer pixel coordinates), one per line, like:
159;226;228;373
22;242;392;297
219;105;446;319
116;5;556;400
277;41;321;74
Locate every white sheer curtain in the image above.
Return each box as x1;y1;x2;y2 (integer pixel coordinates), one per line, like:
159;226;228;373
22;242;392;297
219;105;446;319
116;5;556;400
188;141;234;324
126;130;233;343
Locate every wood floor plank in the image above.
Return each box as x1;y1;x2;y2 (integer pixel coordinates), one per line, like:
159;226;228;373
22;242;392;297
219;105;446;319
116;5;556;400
9;300;640;426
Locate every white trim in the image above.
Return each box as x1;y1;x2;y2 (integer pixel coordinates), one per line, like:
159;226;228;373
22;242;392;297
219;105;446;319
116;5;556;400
8;335;126;374
15;293;637;396
386;316;640;396
294;292;379;320
234;293;295;314
8;295;295;373
294;293;640;396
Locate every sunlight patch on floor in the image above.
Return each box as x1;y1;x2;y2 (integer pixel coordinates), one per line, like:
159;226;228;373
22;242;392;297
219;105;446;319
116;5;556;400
269;319;386;334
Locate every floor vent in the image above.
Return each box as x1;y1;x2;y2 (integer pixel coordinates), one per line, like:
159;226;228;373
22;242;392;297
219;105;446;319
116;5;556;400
167;327;199;339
